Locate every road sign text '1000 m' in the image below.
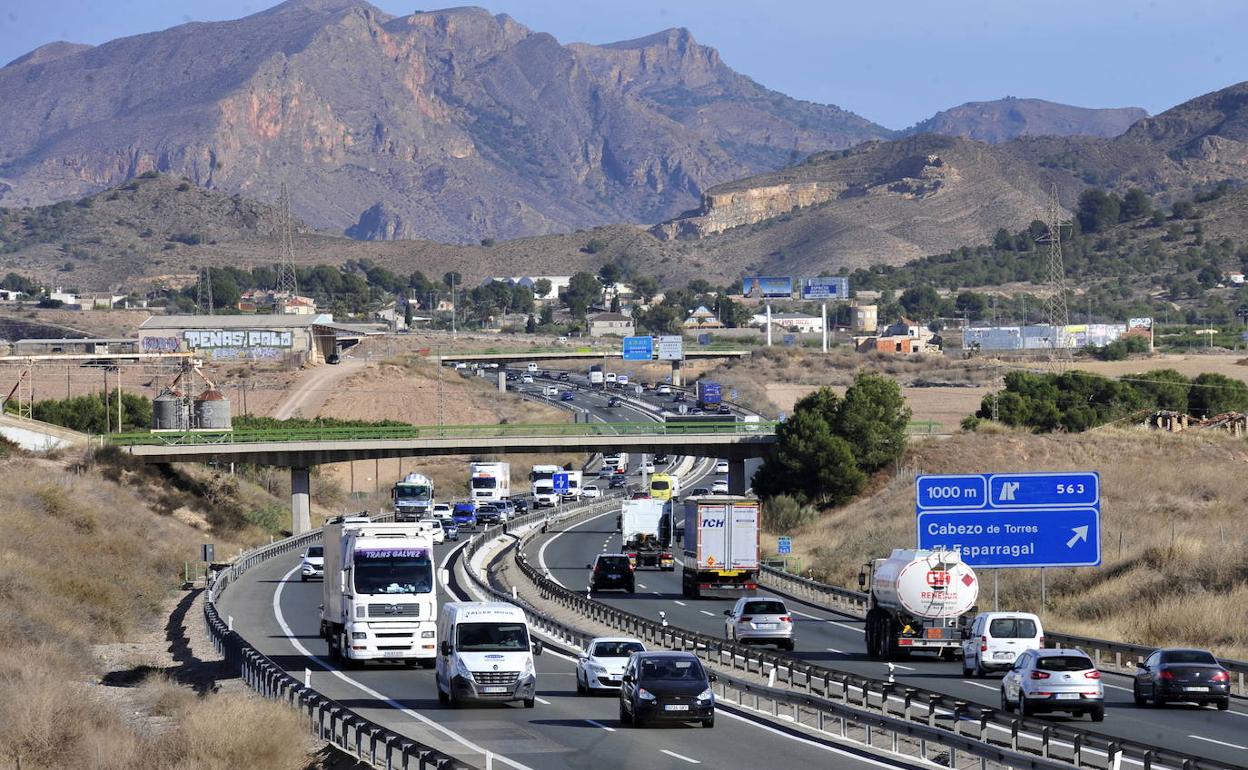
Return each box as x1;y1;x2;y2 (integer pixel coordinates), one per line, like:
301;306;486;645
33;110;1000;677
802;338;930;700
915;472;1101;568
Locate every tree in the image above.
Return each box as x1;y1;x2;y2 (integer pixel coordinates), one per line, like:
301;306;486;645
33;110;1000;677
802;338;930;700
533;278;553;299
442;271;461;289
834;373;912;473
609;294;621;313
752;409;865;506
993;228;1014;251
539;305;554;326
632;276;658;303
1189;373;1248;417
403;301;413;328
687;278;712;295
598;263;620;287
1126;369;1190;413
563;271;601;319
898;285;941;320
525;314;537;333
1120;188;1152;221
585;237;607;254
1076;188;1121;233
954;291;986;320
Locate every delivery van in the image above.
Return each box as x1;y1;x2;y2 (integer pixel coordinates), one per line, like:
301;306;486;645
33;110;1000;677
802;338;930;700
436;602;542;708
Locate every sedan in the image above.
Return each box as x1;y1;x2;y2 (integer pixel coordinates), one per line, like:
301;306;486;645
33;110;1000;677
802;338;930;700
431;503;452;520
1001;650;1104;721
619;651;715;728
608;475;627;489
656;385;672;395
711;479;729;494
443;521;460;541
418;518;446;544
1134;648;1230;709
560;391;575;401
521;374;534;384
576;637;646;693
689;487;711;497
717;404;732;415
724;598;794;650
300;545;324;582
582;485;602;499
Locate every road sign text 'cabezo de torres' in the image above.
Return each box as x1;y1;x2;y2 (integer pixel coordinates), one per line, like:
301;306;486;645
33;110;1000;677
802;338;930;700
915;472;1100;568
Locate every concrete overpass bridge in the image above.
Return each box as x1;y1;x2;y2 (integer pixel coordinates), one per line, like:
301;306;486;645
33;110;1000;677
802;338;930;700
105;421;776;533
436;347;752;385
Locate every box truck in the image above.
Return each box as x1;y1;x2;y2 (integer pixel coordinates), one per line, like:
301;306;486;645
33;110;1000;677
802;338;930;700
680;496;760;599
469;462;510;503
530;464;562;507
621;498;674;570
859;548;979;660
320;521;437;667
695;380;723;410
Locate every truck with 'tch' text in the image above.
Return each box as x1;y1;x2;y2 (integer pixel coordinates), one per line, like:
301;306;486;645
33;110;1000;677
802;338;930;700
680;496;760;599
859;548;978;660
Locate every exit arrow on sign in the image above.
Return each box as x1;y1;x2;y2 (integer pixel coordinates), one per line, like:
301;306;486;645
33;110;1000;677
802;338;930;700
1067;526;1089;548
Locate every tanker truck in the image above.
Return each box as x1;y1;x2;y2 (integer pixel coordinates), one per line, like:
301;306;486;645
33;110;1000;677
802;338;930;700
858;549;978;660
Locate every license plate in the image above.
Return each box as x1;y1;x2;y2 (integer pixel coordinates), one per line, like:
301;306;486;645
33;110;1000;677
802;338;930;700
1055;693;1080;700
756;623;777;630
1185;686;1209;692
382;651;406;658
482;686;508;694
607;574;620;579
995;652;1014;659
664;704;689;711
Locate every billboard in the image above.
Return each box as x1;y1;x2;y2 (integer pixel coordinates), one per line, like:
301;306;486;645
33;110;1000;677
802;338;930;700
801;276;850;300
1128;317;1153;331
742;276;793;299
657;335;684;361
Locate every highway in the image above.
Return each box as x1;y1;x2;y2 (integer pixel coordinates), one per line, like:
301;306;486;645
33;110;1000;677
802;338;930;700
217;371;926;769
524;506;1248;765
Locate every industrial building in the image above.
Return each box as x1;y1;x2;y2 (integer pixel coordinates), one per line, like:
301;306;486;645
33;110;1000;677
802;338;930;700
137;314;382;363
962;323;1129;352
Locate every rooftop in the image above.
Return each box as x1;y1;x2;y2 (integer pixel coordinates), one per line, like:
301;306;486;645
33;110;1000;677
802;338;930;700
140;313;333;329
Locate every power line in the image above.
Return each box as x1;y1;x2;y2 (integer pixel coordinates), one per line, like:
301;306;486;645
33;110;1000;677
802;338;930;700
1037;184;1071;371
196;266;213;315
276;183;299;297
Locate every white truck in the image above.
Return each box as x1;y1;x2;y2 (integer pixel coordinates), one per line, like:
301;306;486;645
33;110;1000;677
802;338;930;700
530;464;562;507
391;472;434;521
469;461;510;503
561;469;584;501
859;548;979;660
621;498;674;570
680;496;760;598
320;521;438;667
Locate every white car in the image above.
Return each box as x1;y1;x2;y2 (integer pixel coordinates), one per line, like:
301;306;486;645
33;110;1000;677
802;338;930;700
576;637;646;692
582;485;601;499
962;612;1044;677
419;518;446;545
1001;649;1104;721
521;374;534;384
724;597;794;650
431;503;453;520
300;545;324;582
543;385;560;396
638;460;656;474
714;460;729;474
656;385;672;395
711;479;729;494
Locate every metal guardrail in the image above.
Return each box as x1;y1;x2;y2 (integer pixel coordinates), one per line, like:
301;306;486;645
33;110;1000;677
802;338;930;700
105;420;777;446
477;510;1238;770
756;565;1248;697
204;516;472;770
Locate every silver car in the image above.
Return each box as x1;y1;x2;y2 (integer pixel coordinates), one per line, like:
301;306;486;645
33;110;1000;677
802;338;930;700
300;545;324;582
1001;649;1104;721
724;598;794;650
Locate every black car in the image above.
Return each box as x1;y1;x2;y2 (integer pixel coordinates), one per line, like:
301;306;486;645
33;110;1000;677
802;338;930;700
588;554;635;592
513;499;529;514
673;391;686;402
607;396;622;408
1134;648;1231;709
475;503;502;525
327;351;341;365
619;651;715;728
558;372;571;381
608;475;627;489
653;454;669;464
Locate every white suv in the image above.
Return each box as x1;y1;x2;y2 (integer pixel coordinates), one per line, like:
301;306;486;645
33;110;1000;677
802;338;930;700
431;503;453;520
1001;649;1104;721
300;545;324;582
724;597;794;650
962;612;1043;677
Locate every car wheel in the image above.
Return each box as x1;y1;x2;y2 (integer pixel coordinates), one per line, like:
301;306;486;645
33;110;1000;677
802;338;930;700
973;659;985;678
420;659;436;670
702;715;715;728
1090;707;1105;722
962;658;973;678
619;701;632;726
1019;694;1033;717
576;671;586;695
1217;698;1230;711
1152;691;1166;708
782;640;795;652
300;575;307;583
1133;683;1146;707
1001;688;1013;713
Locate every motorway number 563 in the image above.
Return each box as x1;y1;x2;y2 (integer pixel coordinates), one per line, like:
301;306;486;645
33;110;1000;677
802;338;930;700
1055;483;1086;495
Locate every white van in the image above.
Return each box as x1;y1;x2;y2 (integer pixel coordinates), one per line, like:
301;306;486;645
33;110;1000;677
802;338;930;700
527;362;539;373
962;612;1044;676
436;602;542;707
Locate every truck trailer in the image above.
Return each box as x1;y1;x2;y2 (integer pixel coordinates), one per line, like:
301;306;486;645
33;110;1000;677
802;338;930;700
621;498;674;570
320;521;438;667
695;380;723;410
859;548;979;660
680;496;760;598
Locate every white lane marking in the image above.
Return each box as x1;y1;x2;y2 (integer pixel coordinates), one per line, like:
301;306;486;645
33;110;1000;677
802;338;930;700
637;583;647;589
535;697;552;705
962;681;998;691
1103;683;1132;692
660;749;701;764
536;518;575;588
826;648;845;654
584;719;615;732
652;591;662;596
673;600;687;606
790;609;865;634
714;709;903;769
699;610;715;617
272;564;535;770
1187;735;1248;750
1221;709;1248;719
889;664;916;672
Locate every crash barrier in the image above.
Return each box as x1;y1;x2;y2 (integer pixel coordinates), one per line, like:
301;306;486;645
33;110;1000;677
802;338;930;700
757;564;1248;698
205;513;472;770
467;509;1239;770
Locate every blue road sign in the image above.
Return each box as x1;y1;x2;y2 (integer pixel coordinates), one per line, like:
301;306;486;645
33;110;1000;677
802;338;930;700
777;536;792;555
801;276;850;300
622;336;654;361
917;507;1101;568
552;472;569;494
988;472;1099;508
916;474;988;510
697;333;712;345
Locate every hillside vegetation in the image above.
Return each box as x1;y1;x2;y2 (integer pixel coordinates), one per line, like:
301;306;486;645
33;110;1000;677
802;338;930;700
780;429;1248;659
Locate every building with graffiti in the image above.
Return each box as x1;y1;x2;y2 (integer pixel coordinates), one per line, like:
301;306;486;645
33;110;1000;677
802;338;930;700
137;314;378;363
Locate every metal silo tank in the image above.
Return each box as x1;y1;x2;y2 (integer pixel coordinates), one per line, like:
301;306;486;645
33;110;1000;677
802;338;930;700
193;389;232;430
152;390;181;430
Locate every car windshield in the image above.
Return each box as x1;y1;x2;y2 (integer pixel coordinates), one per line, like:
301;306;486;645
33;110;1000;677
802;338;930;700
989;618;1038;638
1161;650;1218;664
597;557;630;571
1036;655;1093;672
457;622;529;652
593;641;645;658
651;481;669;491
306;546;323;557
743;601;786;615
470;478;497;489
639;658;705;682
353;548;433;595
394;484;431;500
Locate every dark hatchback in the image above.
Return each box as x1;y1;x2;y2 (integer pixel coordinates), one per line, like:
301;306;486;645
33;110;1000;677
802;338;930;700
475;503;502;525
608;475;628;489
1134;648;1231;709
588;554;635;593
619;651;715;728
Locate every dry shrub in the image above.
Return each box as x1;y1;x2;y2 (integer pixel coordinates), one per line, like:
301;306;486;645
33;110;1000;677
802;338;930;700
168;691;313;770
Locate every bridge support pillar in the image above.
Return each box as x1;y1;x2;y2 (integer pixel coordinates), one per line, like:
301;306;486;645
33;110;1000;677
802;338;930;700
291;466;312;534
670;359;683;387
728;458;748;495
497;369;507;393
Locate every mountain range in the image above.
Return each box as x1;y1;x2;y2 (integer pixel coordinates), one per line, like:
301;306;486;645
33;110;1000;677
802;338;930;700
1;0;1154;247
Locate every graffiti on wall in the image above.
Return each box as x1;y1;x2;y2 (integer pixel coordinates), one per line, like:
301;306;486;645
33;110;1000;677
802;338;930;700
182;329;295;349
141;336;180;352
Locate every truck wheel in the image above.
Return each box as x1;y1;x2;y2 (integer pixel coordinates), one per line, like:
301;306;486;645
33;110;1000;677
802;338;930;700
524;697;536;709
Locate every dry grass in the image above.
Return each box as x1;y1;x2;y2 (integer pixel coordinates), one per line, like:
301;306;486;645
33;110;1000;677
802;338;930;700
781;428;1248;658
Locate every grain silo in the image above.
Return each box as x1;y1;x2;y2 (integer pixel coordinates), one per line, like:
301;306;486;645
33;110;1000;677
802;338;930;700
151;389;184;430
193;388;232;430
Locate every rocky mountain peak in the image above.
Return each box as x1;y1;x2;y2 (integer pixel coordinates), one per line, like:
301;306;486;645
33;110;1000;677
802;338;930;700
3;41;94;69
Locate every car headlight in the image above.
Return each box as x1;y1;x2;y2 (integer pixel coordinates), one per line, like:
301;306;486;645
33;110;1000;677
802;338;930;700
351;632;367;640
638;688;656;701
522;655;535;678
454;657;474;681
421;630;435;639
697;687;713;702
589;663;607;674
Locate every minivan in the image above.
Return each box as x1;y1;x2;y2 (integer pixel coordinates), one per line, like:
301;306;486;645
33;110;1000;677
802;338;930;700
963;612;1044;677
436;602;542;708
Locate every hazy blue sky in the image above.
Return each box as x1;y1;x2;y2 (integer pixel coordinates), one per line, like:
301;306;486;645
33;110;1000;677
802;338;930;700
2;0;1245;128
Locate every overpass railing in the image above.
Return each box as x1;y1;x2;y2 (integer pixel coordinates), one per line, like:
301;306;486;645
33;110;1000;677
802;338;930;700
104;420;777;446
